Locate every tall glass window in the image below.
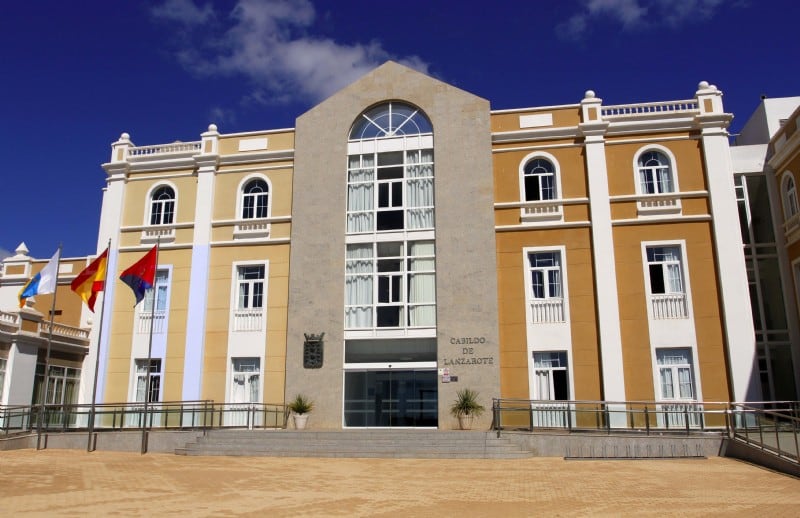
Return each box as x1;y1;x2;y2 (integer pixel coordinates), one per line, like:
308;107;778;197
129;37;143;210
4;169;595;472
523;158;556;201
656;349;695;400
134;359;162;403
242;179;269;219
237;265;265;310
638;151;674;194
149;186;175;225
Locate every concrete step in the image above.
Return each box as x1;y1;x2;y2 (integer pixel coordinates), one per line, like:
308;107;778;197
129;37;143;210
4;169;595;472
176;430;532;459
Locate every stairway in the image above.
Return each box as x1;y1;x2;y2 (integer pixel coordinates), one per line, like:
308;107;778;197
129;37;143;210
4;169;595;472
175;430;532;459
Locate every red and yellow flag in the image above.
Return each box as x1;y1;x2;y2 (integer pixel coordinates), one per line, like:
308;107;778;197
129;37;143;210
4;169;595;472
70;248;108;312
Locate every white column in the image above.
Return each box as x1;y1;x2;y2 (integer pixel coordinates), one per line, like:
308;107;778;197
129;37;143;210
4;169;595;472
696;83;761;402
78;133;131;405
181;124;219;401
579;91;627;413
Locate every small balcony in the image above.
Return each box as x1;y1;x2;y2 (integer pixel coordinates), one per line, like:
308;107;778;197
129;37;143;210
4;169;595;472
520;200;563;223
650;293;688;319
531;298;565;323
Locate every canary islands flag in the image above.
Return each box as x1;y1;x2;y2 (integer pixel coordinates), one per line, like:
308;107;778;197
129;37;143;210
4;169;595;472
119;246;157;306
70;248;109;312
19;249;61;307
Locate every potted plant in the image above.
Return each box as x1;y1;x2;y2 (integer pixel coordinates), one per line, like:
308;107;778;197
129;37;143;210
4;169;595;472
450;388;485;430
288;394;314;430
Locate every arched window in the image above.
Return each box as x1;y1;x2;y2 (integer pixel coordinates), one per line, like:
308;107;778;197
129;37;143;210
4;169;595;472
150;186;175;225
784;174;799;220
523;158;557;201
638;151;674;194
242;178;269;219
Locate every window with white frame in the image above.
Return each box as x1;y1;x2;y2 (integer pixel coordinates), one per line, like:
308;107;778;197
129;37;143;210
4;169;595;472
346;102;434;234
345;241;436;329
237;265;265;310
523;158;557;201
0;358;5;400
783;174;799;221
638;151;674;194
149;186;175;225
230;358;260;404
646;245;688;319
242;179;269;219
232;264;266;332
142;269;170;313
655;348;695;400
134;359;162;403
31;365;81;405
138;269;170;334
532;351;569;400
528;251;564;323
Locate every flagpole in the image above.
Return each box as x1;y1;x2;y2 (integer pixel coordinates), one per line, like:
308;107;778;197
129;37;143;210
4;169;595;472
36;243;62;451
87;239;111;452
141;238;160;455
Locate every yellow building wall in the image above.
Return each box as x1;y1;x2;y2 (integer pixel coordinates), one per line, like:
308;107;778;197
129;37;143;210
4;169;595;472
491;107;581;133
495;227;601;401
613;222;731;402
202;244;290;405
121;173;197;228
213;164;294;221
217;131;295;156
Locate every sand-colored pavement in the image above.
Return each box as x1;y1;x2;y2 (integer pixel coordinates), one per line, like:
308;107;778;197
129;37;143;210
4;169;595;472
0;449;798;516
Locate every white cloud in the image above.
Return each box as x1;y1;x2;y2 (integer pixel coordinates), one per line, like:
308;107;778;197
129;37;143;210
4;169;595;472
559;0;729;38
151;0;429;105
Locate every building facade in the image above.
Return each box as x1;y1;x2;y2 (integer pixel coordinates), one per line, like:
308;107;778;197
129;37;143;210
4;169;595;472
3;62;780;429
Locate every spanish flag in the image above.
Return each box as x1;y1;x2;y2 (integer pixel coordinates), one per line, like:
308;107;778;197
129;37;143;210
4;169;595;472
70;248;108;312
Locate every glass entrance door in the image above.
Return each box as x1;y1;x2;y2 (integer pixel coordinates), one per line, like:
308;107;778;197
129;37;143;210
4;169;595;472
344;369;437;427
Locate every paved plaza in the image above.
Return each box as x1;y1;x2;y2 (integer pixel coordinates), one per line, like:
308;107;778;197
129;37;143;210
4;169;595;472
0;449;798;516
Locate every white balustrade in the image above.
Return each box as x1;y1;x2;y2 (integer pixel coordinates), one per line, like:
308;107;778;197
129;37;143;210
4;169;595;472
638;194;681;215
141;226;176;242
521;200;563;222
234;220;271;238
650;293;688;319
128;141;201;157
233;309;264;332
40;321;90;340
0;310;19;329
138;312;167;334
658;402;703;428
601;100;698;119
531;298;565;323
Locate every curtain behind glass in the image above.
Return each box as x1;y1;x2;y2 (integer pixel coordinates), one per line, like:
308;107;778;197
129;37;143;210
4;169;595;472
345;244;373;327
406;150;434;229
347;156;375;233
408;241;436;326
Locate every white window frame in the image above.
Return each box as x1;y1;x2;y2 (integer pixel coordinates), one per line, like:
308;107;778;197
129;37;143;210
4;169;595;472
653;347;698;401
142;182;178;242
523;246;569;324
229;357;262;404
345;240;436;334
230;261;268;333
531;351;570;401
518;151;563;222
633;145;681;216
641;241;691;320
781;171;800;224
235;174;272;238
131;358;162;404
137;267;171;334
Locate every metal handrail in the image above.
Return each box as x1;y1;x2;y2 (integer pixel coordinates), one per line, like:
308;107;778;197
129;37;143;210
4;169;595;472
729;403;800;464
0;400;290;437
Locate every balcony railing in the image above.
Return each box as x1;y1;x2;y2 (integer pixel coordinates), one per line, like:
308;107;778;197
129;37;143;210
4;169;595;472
520;200;563;222
601;100;699;119
637;194;682;215
531;298;565;323
40;321;90;340
141;225;176;243
234;219;271;238
232;309;264;332
0;310;19;330
137;311;167;334
650;293;688;319
128;141;202;158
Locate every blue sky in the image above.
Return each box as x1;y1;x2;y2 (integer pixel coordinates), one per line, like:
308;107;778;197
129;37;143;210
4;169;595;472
1;0;797;260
